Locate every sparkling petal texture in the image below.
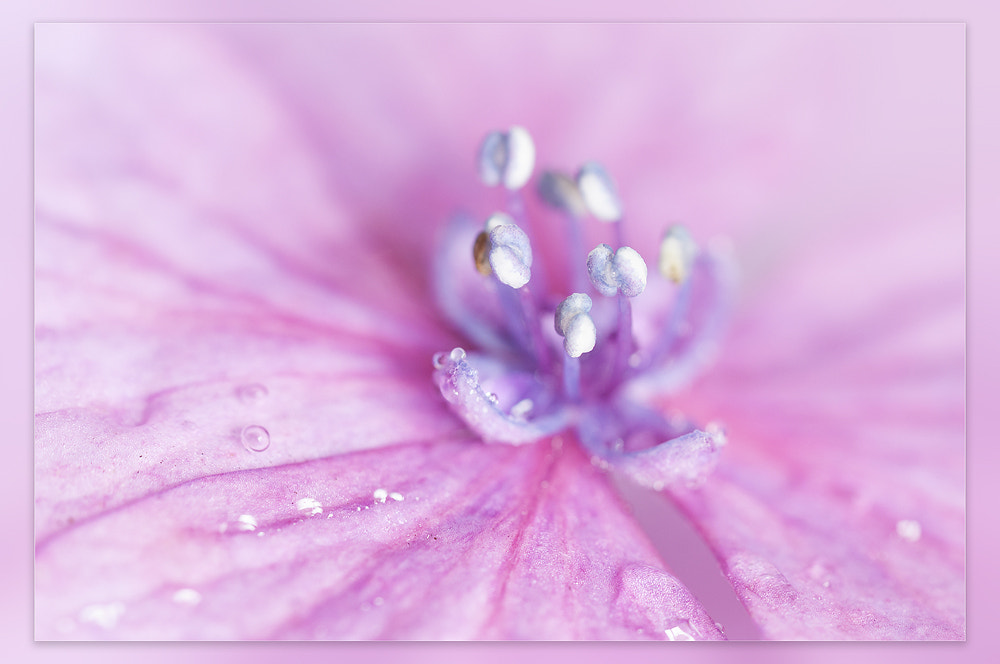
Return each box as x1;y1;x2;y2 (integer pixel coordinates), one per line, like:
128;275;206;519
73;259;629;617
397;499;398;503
34;23;721;640
35;22;964;641
36;438;722;640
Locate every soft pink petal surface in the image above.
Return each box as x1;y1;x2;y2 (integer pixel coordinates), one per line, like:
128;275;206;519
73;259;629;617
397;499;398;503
35;22;964;641
35;23;724;640
668;215;964;638
37;437;722;640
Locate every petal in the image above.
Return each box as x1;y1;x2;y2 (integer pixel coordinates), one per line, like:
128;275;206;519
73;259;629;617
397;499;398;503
627;246;736;394
667;215;965;639
432;214;522;355
576;404;724;490
35;23;467;540
432;349;568;445
37;438;723;641
36;24;445;342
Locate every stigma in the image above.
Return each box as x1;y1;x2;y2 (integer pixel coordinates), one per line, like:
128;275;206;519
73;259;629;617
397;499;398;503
432;127;733;489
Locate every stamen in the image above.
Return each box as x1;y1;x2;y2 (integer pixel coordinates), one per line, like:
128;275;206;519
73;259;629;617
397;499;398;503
586;244;647;298
587;244;647;390
475;216;551;372
473;231;492;276
436;129;731;490
487;218;532;289
538;170;587;218
555;293;597;358
478;126;535;191
576;162;623;222
555;293;595;403
641;226;699;366
538;170;589;291
658;225;698;284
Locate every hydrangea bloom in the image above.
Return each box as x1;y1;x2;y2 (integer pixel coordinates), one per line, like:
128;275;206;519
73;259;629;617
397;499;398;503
34;23;964;640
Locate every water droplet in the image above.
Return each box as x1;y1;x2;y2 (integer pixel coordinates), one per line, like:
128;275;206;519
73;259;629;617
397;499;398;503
236;514;257;532
510;398;534;421
295;497;323;516
240;424;270;452
665;624;696;641
450;348;467;362
235;383;268;404
705;421;727;446
432;352;448;369
807;560;827;580
172;588;202;606
79;602;126;630
373;488;388;503
896;519;922;543
389;492;404;502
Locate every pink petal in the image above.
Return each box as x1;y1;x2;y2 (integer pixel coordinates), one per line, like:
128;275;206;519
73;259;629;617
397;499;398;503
34;23;725;641
37;437;722;640
34;24;463;540
668;214;964;639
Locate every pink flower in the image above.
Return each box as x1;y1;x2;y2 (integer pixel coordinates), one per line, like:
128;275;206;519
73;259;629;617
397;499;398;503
34;23;964;640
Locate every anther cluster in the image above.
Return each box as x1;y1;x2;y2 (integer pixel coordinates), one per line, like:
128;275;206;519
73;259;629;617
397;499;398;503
431;126;733;490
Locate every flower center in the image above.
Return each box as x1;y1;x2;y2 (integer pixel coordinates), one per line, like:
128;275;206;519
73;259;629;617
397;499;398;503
431;127;733;489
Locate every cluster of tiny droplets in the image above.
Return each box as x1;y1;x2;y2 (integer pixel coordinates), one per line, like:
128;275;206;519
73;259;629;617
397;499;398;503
472;126;700;401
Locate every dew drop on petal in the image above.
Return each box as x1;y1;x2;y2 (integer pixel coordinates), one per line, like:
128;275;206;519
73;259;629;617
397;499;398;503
896;519;922;543
510;398;534;421
373;488;388;503
79;602;126;630
240;424;270;452
295;497;323;516
389;492;404;502
172;588;202;606
236;514;258;532
665;624;696;641
235;383;269;404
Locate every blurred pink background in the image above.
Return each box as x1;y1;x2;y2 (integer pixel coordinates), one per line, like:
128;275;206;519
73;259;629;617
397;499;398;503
10;0;993;662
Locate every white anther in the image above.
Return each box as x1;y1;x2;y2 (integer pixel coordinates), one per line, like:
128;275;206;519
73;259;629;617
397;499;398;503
555;293;596;358
537;170;587;217
658;225;698;284
587;244;647;297
489;222;532;289
576;162;623;222
478;126;536;190
555;293;593;335
613;246;648;297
